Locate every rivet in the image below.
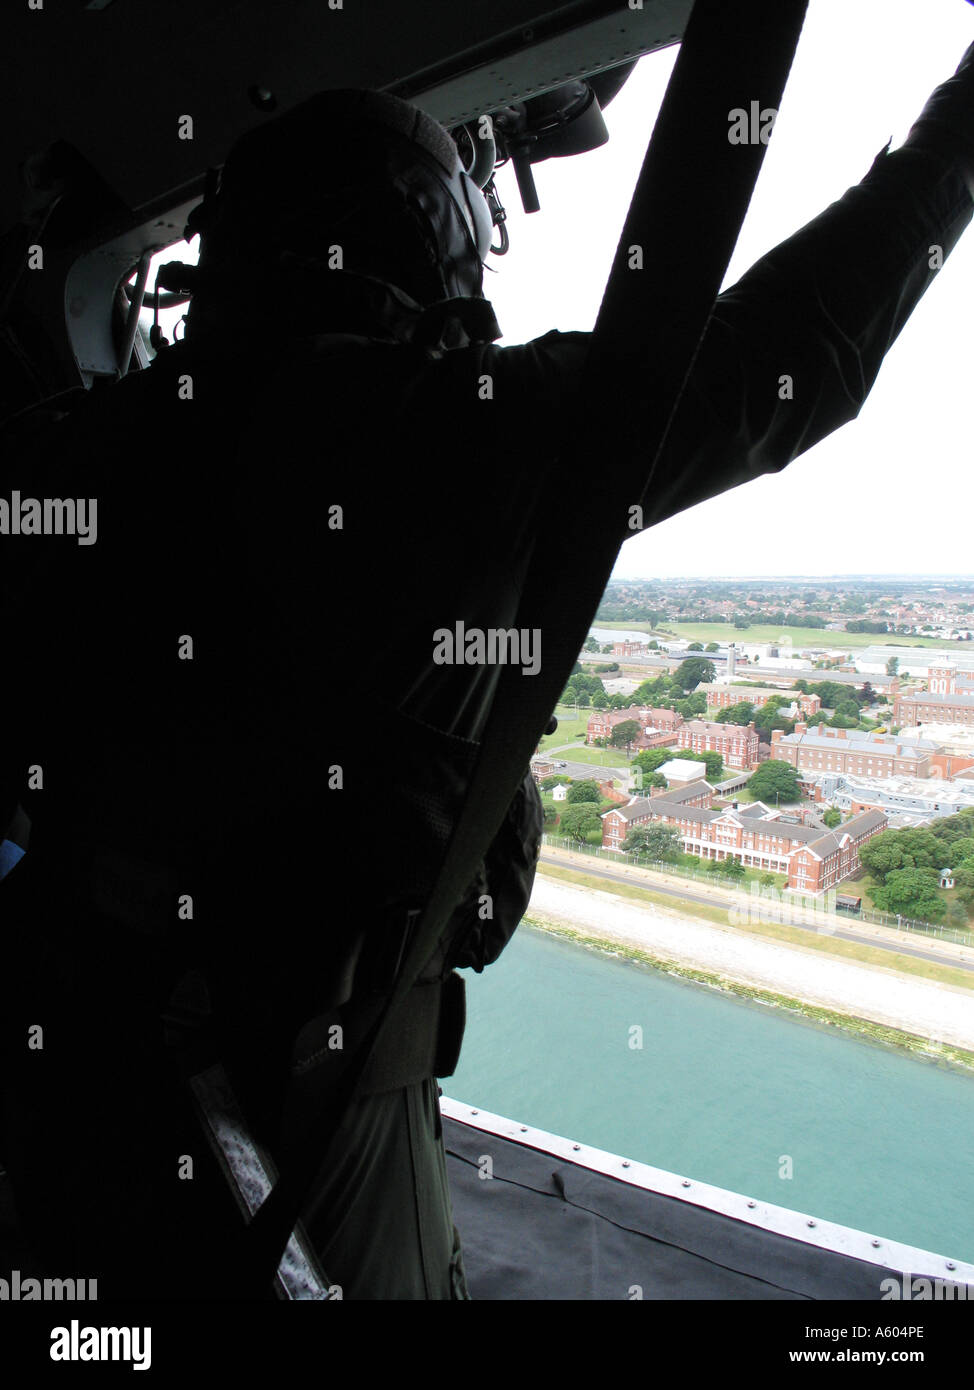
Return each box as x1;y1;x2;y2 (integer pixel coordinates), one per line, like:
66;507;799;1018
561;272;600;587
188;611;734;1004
520;1126;527;1132
682;1180;691;1188
471;1110;478;1115
572;1144;581;1151
947;1261;957;1270
807;1220;816;1228
747;1200;757;1209
872;1240;881;1248
622;1160;630;1168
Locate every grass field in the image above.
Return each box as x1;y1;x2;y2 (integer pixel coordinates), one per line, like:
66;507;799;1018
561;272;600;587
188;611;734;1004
537;705;590;751
594;619;967;653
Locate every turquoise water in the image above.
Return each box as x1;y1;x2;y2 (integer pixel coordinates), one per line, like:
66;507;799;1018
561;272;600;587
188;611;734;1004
449;924;974;1263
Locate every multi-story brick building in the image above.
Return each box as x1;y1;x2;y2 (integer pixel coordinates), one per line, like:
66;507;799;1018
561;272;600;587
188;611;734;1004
770;725;943;778
894;665;974;727
698;685;822;718
601;787;886;893
586;706;682;748
612;640;648;657
648;780;714;809
677;719;760;769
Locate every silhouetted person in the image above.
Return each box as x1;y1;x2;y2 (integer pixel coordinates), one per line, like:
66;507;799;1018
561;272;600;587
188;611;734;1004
4;52;974;1298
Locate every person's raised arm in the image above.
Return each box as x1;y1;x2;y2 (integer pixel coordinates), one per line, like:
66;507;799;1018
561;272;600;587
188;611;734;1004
638;42;974;533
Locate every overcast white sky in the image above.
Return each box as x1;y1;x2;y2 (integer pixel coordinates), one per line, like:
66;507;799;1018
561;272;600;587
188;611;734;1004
484;0;974;580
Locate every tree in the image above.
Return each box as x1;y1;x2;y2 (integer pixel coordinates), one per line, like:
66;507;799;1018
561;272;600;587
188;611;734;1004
859;833;906;881
952;857;974;910
719;857;746;879
575;690;590;707
753;700;793;735
835;699;860;721
675;749;723;781
622;823;682;861
704;641;719;652
632;747;669;775
930;812;974;849
747;760;801;804
567;779;602;804
808;681;854;709
688;642;703;651
715;701;754;725
592;692;608;709
871;868;946;922
541;801;559;826
558;804;602;842
610;719;642;753
674;657;716;691
886;656;899;675
893;827;942;872
583;636;600;652
822;807;842;829
858;681;876;706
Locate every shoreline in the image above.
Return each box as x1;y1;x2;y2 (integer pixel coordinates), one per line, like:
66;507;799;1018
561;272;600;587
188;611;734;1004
526;874;974;1073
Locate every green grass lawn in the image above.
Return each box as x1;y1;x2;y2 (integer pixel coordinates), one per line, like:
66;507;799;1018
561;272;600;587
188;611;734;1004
594;619;966;653
537;705;590;752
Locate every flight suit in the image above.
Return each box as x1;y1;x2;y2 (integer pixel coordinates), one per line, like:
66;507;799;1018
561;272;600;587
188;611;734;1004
1;138;971;1298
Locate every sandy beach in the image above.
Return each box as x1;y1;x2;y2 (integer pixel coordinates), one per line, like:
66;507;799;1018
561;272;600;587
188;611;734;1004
529;873;974;1052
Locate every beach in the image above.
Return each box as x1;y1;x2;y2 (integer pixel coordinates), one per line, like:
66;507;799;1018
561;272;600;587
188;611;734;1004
529;872;974;1052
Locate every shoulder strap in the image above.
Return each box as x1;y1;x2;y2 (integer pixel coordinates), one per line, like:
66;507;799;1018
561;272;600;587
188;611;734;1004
242;0;809;1294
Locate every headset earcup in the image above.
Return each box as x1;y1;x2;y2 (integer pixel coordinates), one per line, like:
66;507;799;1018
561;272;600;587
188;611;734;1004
460;172;495;262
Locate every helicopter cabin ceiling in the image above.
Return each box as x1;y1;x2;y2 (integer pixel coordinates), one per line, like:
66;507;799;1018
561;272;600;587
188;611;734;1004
2;0;691;243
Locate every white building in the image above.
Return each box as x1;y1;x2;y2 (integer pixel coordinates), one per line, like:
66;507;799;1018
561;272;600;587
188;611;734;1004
810;771;974;825
854;646;960;677
657;758;709;785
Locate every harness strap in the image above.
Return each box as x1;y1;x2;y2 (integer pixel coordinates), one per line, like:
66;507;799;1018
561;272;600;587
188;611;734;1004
242;0;809;1296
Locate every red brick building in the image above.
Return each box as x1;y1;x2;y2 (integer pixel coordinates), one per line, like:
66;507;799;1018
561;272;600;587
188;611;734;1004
771;725;937;778
677;719;760;769
892;665;974;727
698;685;821;717
612;640;648;657
601;790;886;893
586;706;682;749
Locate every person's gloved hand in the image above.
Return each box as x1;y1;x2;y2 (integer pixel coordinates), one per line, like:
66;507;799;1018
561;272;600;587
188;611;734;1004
904;40;974;197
